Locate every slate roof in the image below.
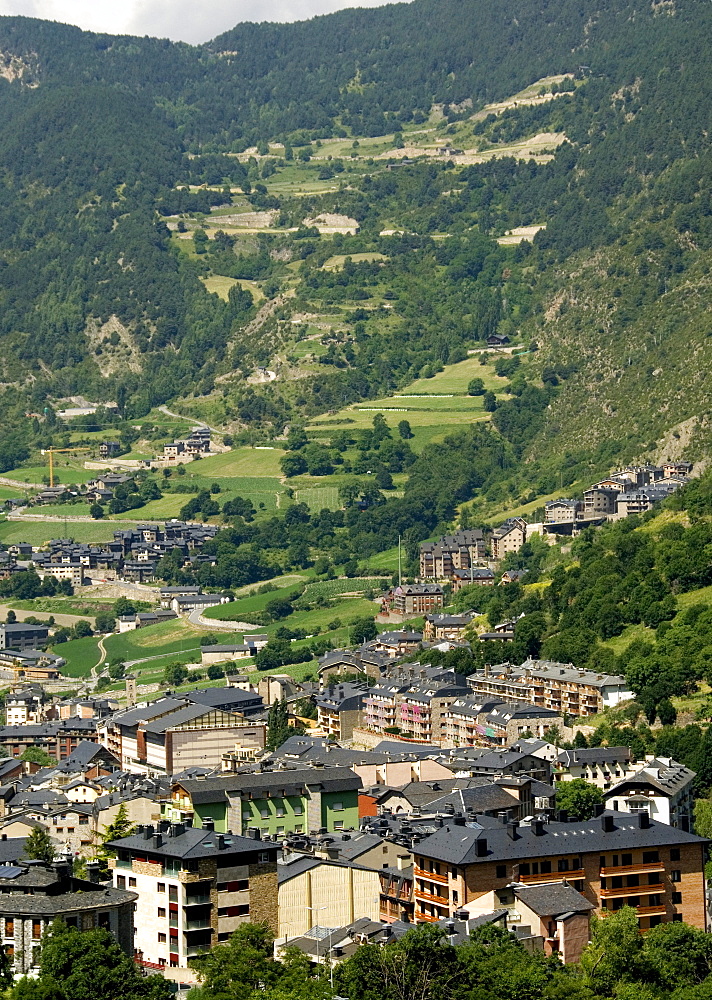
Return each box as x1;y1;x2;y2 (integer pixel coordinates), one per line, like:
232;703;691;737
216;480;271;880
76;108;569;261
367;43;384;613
514;883;595;917
605;757;694;796
143;703;236;734
173;766;361;805
414;812;707;865
109;826;275;860
557;747;632;766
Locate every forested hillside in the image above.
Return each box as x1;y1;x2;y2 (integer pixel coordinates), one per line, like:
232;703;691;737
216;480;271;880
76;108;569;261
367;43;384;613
0;0;710;491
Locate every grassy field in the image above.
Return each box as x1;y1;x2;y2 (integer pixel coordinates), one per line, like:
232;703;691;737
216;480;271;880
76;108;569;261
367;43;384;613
295;486;341;511
204;583;305;621
192;448;284;478
3;463;96;485
103;618;206;663
53;636;102;677
0;486;25;500
0;519;120;546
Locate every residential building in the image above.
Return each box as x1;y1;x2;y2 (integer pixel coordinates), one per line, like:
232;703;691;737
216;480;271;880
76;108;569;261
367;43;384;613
0;718;99;759
451;567;494;591
412;811;708;931
99;441;121;459
5;686;48;725
109;822;278;969
397;679;469;743
490;518;527;560
0;859;136;976
467;659;634;717
367;631;423;658
583;487;619;517
604;757;695;830
423;613;476;643
277;852;381;939
419;530;487;580
170;594;229;614
443;698;563;747
169;767;362;837
383;585;444;616
316;683;368;740
556;747;636;790
0;624;49;652
544;500;582;524
464;882;594;964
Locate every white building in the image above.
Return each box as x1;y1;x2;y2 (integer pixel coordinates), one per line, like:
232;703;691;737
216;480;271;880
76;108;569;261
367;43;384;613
604;757;695;830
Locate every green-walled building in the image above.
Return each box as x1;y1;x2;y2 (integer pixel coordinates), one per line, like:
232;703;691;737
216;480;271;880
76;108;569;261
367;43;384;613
168;766;361;836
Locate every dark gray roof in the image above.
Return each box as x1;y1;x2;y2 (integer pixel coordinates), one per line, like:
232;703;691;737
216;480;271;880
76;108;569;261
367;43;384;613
143;703;235;734
113;698;185;728
557;747;632;766
414;812;707;865
110;826;277;860
424;785;520;815
174;766;361;804
514;883;595;917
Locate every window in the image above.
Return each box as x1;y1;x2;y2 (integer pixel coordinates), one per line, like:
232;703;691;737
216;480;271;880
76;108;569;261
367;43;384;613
258;852;270;863
158;933;167;943
673;891;682;904
32;921;42;940
158;908;166;918
276;806;285;818
116;876;126;889
98;913;110;930
79;817;89;825
622;854;632;866
642;851;659;863
519;864;531;877
672;914;683;922
332;801;344;812
627;875;639;887
260;809;270;819
540;862;551;874
557;859;569;872
496;865;507;879
4;919;13;937
671;870;681;883
129;878;137;887
599;856;606;868
649;916;662;928
157;883;165;893
334;821;344;830
294;825;303;833
169;886;178;902
293;805;303;816
670;849;680;862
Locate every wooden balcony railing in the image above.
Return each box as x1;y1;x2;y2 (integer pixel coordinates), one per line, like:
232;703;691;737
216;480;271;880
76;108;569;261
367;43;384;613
516;869;585;885
414;867;447;884
600;862;664;877
600;884;663;899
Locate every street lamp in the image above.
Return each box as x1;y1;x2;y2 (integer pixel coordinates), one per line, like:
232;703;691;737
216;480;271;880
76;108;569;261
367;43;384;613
305;904;328;967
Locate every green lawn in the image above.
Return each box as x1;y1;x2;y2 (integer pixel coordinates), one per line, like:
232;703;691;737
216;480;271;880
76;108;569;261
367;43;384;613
53;636;102;677
295;487;341;511
204;584;305;621
192;448;285;478
3;463;96;485
0;519;120;546
0;486;25;500
103;619;206;663
405;356;508;395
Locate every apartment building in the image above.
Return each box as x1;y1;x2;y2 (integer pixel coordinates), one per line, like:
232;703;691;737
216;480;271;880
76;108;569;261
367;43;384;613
0;624;49;652
169;767;361;837
316;682;368;740
423;613;476;643
419;530;487;580
278;852;381;939
382;585;444;616
443;698;563;747
362;666;467;739
412;811;708;932
467;660;634;717
397;680;470;742
556;747;636;790
490;518;527;561
110;822;278;969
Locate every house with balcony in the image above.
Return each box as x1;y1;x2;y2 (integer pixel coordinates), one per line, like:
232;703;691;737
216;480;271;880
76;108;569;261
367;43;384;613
109;821;278;970
411;811;708;932
604;757;695;830
490;518;527;561
556;747;636;790
316;682;368;740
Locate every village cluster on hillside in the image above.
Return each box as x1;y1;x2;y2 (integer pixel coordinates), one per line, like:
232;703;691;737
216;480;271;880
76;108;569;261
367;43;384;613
0;613;704;987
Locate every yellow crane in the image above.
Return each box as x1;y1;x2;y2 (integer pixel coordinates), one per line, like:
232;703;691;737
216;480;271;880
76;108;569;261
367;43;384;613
40;447;91;487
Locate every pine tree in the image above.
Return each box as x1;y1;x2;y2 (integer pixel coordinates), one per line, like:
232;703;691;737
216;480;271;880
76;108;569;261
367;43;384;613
266;699;292;751
95;802;135;877
23;826;56;864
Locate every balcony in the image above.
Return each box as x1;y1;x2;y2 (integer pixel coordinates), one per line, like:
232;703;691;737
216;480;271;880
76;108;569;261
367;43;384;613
185;920;214;932
184;895;211;906
516;869;585;885
637;904;667;916
415;890;449;904
600;862;664;877
600;884;662;899
414;867;447;884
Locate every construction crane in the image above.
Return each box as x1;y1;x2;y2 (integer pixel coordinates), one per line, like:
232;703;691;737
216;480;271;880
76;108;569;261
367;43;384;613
40;447;91;488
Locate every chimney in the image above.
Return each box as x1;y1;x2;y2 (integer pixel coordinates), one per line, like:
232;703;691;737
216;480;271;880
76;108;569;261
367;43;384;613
531;819;545;836
638;811;651;829
506;820;519;840
203;817;215;832
475;837;488;857
453;817;466;827
593;803;605;817
601;814;615;833
557;809;568;823
217;834;226;850
143;825;153;840
247;827;260;840
86;861;101;883
152;832;163;848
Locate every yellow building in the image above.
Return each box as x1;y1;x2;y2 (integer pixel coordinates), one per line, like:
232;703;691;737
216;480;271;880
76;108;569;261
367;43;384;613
278;854;380;939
